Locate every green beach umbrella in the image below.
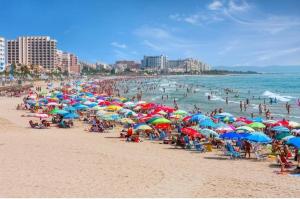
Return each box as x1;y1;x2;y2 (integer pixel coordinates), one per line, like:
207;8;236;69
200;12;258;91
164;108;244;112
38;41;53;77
248;122;265;129
236;126;255;132
174;110;188;115
50;107;60;114
151;118;171;125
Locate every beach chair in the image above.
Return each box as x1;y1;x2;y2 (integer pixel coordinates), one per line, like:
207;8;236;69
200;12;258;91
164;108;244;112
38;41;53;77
149;133;156;140
183;135;192;149
159;131;166;140
193;141;205;152
226;143;241;159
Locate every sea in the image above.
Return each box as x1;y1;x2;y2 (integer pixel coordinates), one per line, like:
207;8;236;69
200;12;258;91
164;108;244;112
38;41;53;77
119;73;300;122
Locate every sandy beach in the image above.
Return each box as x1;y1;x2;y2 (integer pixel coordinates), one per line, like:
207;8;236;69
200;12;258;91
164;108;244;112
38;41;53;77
0;92;300;198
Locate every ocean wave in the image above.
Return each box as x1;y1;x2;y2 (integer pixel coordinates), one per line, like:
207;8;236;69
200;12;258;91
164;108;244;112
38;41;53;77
262;91;295;102
204;92;225;102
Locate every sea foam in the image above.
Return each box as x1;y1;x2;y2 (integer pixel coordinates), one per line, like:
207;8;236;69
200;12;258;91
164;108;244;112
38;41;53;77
262;91;295;102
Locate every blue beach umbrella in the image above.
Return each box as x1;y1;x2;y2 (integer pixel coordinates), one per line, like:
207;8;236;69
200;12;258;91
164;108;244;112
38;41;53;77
271;126;290;132
220;132;243;140
73;104;88;110
244;133;271;143
63;112;79;119
190;114;207;123
64;106;76;112
287;137;300;148
199;119;216;128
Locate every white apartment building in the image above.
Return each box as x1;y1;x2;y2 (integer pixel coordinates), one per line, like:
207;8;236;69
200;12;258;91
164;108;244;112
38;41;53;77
141;55;167;70
7;36;57;69
0;36;5;72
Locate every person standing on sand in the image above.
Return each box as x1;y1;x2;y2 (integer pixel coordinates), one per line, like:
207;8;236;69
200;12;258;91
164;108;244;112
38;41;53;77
243;102;247;112
225;96;228;104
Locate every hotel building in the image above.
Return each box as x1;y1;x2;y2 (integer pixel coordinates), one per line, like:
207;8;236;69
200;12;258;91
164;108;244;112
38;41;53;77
0;36;5;71
7;36;57;69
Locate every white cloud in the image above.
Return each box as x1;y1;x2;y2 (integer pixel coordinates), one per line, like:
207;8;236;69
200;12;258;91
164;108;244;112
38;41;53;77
208;0;223;10
111;42;127;49
257;47;300;61
228;0;249;12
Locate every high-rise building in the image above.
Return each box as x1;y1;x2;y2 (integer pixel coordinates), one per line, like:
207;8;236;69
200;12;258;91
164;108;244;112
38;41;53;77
69;53;80;74
56;50;80;74
168;58;210;73
141;55;167;70
0;36;5;72
7;36;57;69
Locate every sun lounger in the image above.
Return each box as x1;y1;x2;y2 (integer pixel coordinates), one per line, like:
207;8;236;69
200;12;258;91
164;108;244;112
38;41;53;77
225;143;241;159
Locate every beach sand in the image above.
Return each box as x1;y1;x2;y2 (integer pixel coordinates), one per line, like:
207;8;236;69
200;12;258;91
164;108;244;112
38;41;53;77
0;95;300;197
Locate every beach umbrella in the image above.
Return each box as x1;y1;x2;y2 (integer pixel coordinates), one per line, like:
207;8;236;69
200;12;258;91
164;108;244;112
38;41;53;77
50;107;60;114
146;116;163;124
236;126;255;133
271;126;290;132
248;122;265;129
181;127;204;138
63;112;79;119
275;132;291;140
135;124;153;131
199;119;216;128
73;104;88;110
289;121;300;128
106;105;122;111
190;114;207;122
56;110;69;115
64;106;76;112
282;135;295;141
264;120;277;125
182;116;192;122
155;123;171;129
287;137;300;148
120;118;135;124
220;132;243;140
47;102;59;106
244;133;271;143
174;110;188;115
151;118;171;125
124;101;135;108
98;101;111;106
252;117;263;123
200;128;219;138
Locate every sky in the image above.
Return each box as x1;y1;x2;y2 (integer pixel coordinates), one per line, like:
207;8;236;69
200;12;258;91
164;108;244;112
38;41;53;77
1;0;300;66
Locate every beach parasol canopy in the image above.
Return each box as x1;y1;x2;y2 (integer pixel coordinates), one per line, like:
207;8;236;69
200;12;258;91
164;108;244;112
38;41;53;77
120;118;135;124
248;122;265;129
271;126;290;132
289;121;300;128
199;119;216;128
155;123;171;129
73;104;89;110
287;137;300;148
47;102;59;106
181;127;204;138
236;126;255;133
200;128;219;138
105;105;122;111
243;133;271;143
135;124;153;131
63;112;79;119
220;132;244;140
190;114;207;123
151;118;171;125
282;135;295;141
275;132;291;140
174;110;188;115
